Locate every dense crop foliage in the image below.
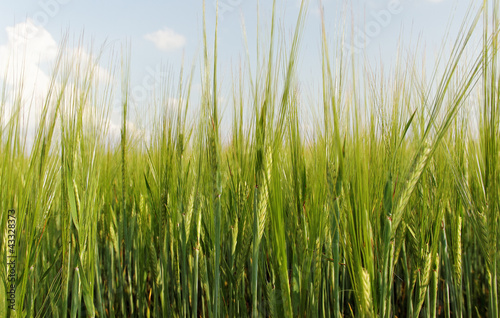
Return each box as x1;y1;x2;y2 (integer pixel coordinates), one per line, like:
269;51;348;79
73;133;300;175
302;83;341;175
1;0;500;317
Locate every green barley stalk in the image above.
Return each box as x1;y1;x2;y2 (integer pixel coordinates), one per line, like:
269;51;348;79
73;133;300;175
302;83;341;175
251;1;277;316
202;1;222;316
320;7;345;316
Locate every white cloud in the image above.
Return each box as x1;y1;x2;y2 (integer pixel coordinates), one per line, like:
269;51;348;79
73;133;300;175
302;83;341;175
66;46;113;83
0;19;118;149
0;19;114;100
0;18;58;99
144;27;186;52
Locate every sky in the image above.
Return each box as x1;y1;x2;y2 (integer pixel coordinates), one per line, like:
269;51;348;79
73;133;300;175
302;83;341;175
0;0;480;144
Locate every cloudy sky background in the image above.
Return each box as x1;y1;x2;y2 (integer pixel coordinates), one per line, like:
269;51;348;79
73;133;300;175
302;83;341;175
0;0;482;144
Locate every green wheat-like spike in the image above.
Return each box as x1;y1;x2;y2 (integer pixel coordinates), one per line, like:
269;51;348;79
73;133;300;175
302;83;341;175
185;188;195;243
109;222;119;255
231;214;239;258
235;216;252;282
406;212;420;265
148;232;158;282
454;215;462;286
393;219;407;268
392;142;432;238
313;237;322;312
266;282;278;318
138;194;145;228
296;228;306;264
360;268;373;316
476;212;491;265
70;267;81;318
199;254;206;288
257;147;272;243
413;252;433;318
430;251;440;318
160;192;168;251
72;179;81;220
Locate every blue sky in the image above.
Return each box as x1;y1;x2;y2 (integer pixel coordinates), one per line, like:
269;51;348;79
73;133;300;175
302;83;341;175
0;0;479;141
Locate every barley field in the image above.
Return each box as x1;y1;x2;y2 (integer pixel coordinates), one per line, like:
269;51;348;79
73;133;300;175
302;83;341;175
1;0;500;317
